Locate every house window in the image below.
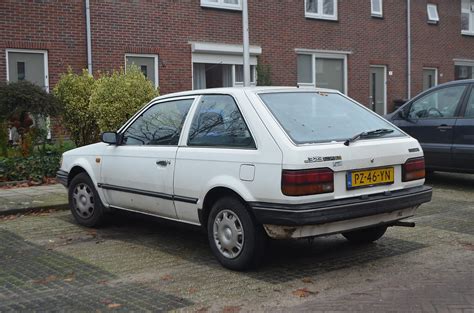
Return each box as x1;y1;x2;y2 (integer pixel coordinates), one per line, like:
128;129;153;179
462;0;474;35
455;64;474;80
297;52;347;94
6;49;48;91
234;65;256;85
17;62;25;81
371;0;383;17
427;4;439;24
125;54;159;88
305;0;338;21
200;0;242;11
193;63;256;90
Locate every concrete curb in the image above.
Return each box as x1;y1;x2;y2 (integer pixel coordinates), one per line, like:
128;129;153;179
0;203;69;216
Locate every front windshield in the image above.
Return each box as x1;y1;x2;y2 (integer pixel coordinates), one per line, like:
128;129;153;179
259;92;404;144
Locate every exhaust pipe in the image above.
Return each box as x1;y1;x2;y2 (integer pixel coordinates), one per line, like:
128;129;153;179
391;221;416;228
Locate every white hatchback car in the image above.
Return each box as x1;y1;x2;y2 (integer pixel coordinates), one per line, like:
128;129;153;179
57;87;432;270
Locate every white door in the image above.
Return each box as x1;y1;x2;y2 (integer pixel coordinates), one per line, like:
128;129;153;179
100;98;195;218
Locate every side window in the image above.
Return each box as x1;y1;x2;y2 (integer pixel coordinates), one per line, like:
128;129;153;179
465;88;474;118
122;99;194;146
408;86;466;119
188;95;255;148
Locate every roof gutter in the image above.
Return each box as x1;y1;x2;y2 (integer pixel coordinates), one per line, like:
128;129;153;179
85;0;93;74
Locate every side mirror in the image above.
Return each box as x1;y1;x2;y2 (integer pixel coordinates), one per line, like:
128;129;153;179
100;132;119;145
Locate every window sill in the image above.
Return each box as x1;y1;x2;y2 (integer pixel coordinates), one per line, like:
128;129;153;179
461;30;474;36
305;13;338;21
200;3;242;11
371;13;383;19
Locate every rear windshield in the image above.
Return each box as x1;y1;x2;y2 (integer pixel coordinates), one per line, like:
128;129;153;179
259;92;404;144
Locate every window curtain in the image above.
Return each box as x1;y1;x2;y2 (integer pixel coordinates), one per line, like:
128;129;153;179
193;63;206;90
222;64;233;87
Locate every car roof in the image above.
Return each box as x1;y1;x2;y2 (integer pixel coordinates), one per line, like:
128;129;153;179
152;86;340;102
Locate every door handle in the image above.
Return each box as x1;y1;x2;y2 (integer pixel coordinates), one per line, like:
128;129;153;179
156;160;171;167
437;125;452;131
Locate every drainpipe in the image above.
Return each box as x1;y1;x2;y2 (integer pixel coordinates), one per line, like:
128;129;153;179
242;0;251;87
85;0;93;74
407;0;411;99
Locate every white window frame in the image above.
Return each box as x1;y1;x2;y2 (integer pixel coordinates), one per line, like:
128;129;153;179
295;49;349;95
461;0;474;36
124;53;159;89
371;0;383;17
190;42;261;89
427;4;439;24
304;0;338;21
5;48;49;92
233;65;256;86
422;67;438;88
200;0;242;11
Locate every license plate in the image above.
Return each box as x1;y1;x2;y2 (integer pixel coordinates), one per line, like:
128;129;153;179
347;167;394;189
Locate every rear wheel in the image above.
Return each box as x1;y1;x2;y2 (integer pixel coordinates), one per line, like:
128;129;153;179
342;225;387;244
68;173;105;227
207;196;266;271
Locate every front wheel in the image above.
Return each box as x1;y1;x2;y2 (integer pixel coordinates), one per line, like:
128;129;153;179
207;197;266;271
342;225;387;244
68;172;105;227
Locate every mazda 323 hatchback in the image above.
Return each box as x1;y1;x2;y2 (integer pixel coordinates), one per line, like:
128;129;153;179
57;87;432;270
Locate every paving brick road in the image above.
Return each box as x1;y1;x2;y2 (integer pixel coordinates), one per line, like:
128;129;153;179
0;172;473;312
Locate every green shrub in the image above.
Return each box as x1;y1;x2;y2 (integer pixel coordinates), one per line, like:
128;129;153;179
90;66;159;132
256;62;272;86
54;69;99;147
0;81;61;157
0;154;61;182
0;80;60;118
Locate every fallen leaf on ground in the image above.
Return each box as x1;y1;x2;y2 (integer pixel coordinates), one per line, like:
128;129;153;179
302;277;314;284
459;241;474;251
160;274;173;281
107;303;122;309
33;275;58;284
222;305;241;313
63;272;75;282
194;306;209;313
292;288;319;298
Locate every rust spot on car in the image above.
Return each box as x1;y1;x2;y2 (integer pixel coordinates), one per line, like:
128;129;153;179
263;225;297;239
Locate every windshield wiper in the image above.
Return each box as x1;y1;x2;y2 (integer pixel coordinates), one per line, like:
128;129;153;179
344;128;394;146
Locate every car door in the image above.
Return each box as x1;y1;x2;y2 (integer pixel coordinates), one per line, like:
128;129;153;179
100;97;195;218
452;84;474;172
393;84;468;169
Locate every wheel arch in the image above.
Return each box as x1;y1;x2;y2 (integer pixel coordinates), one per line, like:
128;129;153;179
199;186;255;230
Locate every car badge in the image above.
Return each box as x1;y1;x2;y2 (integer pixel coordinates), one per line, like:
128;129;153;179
370;158;375;163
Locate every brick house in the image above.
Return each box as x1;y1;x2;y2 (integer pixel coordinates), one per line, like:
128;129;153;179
1;0;474;125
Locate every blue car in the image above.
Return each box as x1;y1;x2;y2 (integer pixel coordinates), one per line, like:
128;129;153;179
387;79;474;174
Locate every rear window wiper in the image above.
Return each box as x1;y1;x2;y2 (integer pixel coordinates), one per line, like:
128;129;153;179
344;128;394;146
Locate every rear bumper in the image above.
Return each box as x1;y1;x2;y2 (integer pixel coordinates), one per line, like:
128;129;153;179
56;170;68;187
249;185;432;226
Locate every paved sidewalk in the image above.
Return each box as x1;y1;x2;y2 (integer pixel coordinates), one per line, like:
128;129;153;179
0;184;68;215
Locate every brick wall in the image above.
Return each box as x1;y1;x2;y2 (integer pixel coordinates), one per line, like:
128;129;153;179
1;0;474;115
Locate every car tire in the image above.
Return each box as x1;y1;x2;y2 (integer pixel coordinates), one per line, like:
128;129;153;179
68;172;105;227
342;225;387;244
207;196;266;271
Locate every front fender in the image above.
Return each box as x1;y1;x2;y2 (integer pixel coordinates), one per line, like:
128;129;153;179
64;156;108;207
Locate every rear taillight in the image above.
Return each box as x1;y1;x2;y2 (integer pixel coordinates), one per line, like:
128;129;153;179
282;168;334;196
402;157;425;182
